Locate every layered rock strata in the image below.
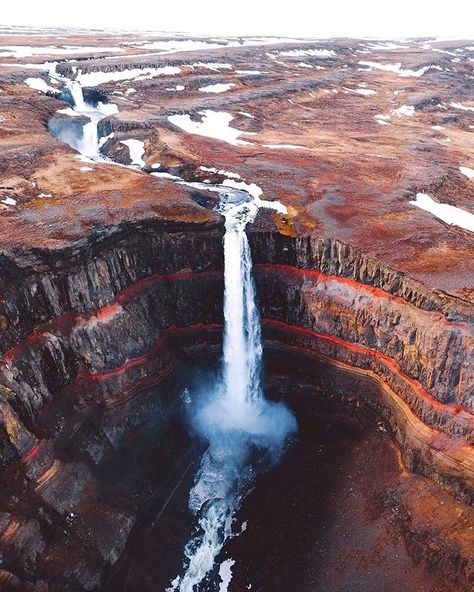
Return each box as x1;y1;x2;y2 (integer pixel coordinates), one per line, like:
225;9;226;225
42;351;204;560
0;220;471;589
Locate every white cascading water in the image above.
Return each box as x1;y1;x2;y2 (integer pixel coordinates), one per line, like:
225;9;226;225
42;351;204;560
80;118;100;157
168;192;297;592
68;80;87;112
67;79;117;157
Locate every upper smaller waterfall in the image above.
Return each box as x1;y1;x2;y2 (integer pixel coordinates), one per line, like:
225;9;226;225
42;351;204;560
68;80;87;111
59;79;118;158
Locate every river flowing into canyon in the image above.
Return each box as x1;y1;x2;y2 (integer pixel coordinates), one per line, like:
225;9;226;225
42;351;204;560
167;194;297;591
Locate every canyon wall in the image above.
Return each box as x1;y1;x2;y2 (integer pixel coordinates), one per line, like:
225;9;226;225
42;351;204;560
0;219;472;590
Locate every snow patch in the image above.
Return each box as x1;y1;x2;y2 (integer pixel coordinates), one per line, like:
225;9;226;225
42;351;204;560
459;166;474;179
151;172;183;180
365;42;410;51
450;101;474;112
75;66;181;87
375;113;391;125
57;107;82;117
235;70;262;75
25;77;57;93
121;139;145;167
192;62;233;72
168;110;252;146
200;166;241;179
354;87;377;95
1;197;17;206
392;105;415;117
358;61;434;77
279;48;336;58
409;193;474;232
199;83;235;93
0;45;122;58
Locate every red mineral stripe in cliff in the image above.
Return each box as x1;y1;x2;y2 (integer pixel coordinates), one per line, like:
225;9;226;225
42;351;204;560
21;443;40;464
2;269;221;364
262;319;472;419
67;317;472;427
255;264;471;332
75;323;222;382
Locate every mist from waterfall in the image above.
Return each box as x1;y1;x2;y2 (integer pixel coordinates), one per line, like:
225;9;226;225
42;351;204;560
168;193;297;592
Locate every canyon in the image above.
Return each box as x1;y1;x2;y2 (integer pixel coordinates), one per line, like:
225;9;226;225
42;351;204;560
0;26;473;591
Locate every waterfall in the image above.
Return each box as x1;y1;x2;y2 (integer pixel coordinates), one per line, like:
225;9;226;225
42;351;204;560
79;118;99;157
64;79;118;158
68;80;87;111
168;192;297;592
222;223;262;407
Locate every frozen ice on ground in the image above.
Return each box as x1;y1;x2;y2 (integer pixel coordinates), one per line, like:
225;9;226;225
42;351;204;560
199;83;235;93
75;66;181;86
25;77;57;93
57;107;82;117
375;114;391;125
0;45;123;58
358;61;435;77
392;105;415;117
120;139;145;167
1;197;17;206
168;110;252;146
200;166;241;179
409;193;474;232
450;102;474;112
279;48;336;57
192;62;233;71
459;166;474;179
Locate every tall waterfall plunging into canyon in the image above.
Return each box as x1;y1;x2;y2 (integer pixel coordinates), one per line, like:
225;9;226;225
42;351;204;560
168;194;297;592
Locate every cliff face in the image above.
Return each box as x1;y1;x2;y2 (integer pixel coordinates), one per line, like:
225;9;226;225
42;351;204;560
0;222;472;484
0;218;472;590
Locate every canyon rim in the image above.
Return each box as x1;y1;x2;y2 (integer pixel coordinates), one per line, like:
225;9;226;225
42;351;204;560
0;21;472;592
